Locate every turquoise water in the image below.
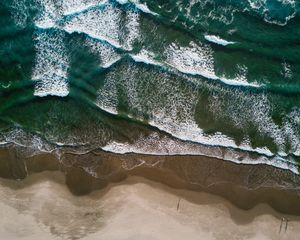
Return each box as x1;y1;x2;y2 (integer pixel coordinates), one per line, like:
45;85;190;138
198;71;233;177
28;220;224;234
0;0;299;172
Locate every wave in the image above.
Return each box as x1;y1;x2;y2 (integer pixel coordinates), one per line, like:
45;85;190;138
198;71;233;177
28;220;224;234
34;25;299;94
4;0;299;176
115;0;159;16
130;48;261;88
96;94;299;173
32;23;262;99
130;51;163;66
30;23;295;98
62;4;123;49
1;120;300;176
247;0;297;26
31;0;299;93
32;29;69;97
154;0;297;27
1;126;298;175
92;78;289;161
204;35;236;46
129;52;300;93
0;82;12;89
62;2;141;51
102;138;299;175
61;0;108;16
34;0;158;30
92;57;300;158
84;36;122;68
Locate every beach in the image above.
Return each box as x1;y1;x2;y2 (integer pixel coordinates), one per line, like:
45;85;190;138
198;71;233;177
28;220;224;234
1;145;300;213
1;145;300;239
1;172;300;240
1;0;300;239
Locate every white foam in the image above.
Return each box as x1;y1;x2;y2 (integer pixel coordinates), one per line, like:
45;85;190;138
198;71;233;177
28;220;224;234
95;63;274;158
148;118;275;157
32;30;69;97
130;50;162;66
84;37;121;68
165;41;216;78
103;132;206;155
116;0;128;4
204;35;236;46
92;42;295;161
94;59;300;173
61;0;108;16
206;86;300;156
63;5;123;49
122;10;140;51
10;0;30;28
34;0;60;29
103;133;299;175
1;128;54;154
0;82;12;89
224;152;299;174
281;62;293;79
165;42;260;87
134;3;159;16
247;0;296;26
3;125;298;175
63;3;141;51
282;108;300;156
208;5;237;25
116;0;159;16
35;20;56;29
95;70;119;115
247;0;265;10
219;77;260;88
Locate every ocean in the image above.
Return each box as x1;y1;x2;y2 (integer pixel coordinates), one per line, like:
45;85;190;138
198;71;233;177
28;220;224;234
0;0;299;177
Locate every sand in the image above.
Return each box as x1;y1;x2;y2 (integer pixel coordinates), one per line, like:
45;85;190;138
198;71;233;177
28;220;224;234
2;145;300;215
0;171;299;240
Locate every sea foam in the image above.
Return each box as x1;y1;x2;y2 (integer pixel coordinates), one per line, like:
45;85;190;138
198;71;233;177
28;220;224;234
204;35;236;46
32;30;69;97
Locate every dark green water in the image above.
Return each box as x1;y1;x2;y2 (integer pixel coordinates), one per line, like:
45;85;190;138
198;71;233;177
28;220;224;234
0;0;299;173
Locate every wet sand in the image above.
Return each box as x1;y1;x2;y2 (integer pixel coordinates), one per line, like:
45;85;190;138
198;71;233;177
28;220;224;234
0;171;300;240
1;143;300;239
1;145;300;215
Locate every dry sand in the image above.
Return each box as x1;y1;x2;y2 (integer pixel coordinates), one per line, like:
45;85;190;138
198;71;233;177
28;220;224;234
0;171;299;240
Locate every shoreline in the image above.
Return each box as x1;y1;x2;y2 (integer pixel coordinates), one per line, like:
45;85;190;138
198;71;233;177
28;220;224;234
1;144;300;215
